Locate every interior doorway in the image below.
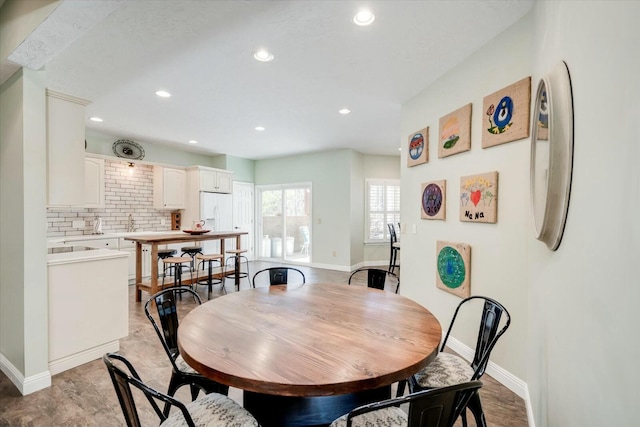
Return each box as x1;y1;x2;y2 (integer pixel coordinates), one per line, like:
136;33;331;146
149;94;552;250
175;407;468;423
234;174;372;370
257;184;311;263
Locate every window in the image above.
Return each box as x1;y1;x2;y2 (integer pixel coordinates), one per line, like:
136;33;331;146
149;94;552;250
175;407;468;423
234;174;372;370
366;179;400;242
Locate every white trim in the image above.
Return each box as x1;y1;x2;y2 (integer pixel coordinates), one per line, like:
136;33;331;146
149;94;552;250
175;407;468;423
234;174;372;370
306;261;352;272
48;340;120;376
0;352;51;395
447;337;534;426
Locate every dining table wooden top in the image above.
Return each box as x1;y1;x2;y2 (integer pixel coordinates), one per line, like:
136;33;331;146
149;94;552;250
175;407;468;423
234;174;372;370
178;282;442;397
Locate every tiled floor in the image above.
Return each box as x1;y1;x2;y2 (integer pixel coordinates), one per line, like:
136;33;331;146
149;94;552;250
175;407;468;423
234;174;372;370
0;262;527;426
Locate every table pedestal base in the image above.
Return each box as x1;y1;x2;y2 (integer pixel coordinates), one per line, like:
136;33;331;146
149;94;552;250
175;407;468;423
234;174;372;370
244;386;391;427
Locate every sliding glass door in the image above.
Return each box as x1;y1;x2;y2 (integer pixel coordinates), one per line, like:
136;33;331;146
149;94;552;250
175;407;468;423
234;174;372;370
257;184;311;263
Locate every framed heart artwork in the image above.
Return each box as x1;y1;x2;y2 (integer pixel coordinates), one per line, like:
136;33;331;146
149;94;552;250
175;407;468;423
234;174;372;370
459;171;498;223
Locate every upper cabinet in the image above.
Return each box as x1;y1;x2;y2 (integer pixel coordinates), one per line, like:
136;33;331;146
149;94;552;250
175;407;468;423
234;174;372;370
46;90;91;207
84;157;105;208
190;166;232;193
153;166;186;209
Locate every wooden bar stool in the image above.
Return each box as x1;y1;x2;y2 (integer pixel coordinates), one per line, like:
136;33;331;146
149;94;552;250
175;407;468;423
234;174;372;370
194;253;226;299
225;249;250;291
161;256;192;297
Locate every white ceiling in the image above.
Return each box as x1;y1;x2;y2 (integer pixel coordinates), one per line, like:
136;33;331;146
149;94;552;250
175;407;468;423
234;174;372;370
37;0;534;160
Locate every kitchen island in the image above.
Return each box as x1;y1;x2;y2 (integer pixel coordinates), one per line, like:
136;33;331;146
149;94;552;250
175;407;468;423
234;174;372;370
125;231;248;302
47;245;129;375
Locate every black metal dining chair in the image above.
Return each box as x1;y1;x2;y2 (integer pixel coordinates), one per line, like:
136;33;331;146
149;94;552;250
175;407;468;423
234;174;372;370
400;296;511;427
144;288;229;415
330;380;483;427
388;223;400;274
103;352;258;427
348;268;400;293
252;266;306;287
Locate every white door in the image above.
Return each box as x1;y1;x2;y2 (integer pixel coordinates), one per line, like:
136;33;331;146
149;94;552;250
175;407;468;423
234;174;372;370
233;182;254;260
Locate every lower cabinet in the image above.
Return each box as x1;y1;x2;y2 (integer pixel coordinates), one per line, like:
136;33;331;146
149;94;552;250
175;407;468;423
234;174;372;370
48;250;128;375
120;238;152;280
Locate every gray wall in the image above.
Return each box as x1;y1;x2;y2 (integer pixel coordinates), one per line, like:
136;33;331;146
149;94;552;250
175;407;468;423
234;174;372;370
402;2;639;426
255;149;353;268
255;150;400;269
401;11;531;389
0;68;50;389
526;2;638;426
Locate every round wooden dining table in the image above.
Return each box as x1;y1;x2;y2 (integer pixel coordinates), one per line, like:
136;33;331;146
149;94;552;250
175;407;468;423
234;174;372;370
178;283;442;427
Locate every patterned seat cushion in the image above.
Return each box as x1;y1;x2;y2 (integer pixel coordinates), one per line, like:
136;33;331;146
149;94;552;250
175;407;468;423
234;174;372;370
330;406;407;427
413;352;474;388
175;354;199;374
161;392;258;427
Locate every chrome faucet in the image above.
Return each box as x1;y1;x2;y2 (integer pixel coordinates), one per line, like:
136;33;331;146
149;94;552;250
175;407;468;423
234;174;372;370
127;213;136;232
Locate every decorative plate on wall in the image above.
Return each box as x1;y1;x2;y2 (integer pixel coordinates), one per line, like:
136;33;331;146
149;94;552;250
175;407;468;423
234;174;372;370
112;139;145;160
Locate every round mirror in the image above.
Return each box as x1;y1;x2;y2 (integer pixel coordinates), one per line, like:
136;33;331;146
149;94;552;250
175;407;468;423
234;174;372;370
530;61;574;251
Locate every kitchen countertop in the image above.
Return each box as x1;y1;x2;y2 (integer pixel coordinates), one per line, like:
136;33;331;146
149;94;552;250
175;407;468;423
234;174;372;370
47;243;129;265
48;230;179;244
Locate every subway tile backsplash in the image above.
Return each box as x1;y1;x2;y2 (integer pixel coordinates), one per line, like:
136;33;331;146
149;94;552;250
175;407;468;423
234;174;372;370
47;159;173;237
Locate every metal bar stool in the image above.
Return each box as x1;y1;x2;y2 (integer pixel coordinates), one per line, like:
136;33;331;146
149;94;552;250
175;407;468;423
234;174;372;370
180;246;203;272
194;253;226;299
161;256;192;298
157;248;177;276
225;249;250;291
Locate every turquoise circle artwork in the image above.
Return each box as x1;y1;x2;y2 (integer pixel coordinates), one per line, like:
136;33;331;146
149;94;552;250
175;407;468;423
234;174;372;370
437;246;466;289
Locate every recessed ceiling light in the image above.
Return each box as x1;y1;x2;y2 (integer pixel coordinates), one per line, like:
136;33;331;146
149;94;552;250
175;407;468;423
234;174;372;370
253;49;274;62
155;90;171;98
353;9;375;26
89;117;103;122
255;126;265;131
188;140;198;144
339;108;351;115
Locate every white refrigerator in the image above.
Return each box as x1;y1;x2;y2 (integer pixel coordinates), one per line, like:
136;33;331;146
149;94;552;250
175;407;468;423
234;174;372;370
200;192;233;254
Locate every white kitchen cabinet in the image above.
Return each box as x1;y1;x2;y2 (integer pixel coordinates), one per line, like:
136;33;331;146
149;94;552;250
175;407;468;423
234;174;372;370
47;248;128;375
46;89;91;207
183;167;234;233
153;166;186;209
198;167;232;193
84;156;105;208
188;166;232;194
119;238;151;280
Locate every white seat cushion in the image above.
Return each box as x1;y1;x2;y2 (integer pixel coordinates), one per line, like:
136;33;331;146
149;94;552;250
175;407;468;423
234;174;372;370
175;354;199;374
330;406;407;427
161;392;258;427
413;352;474;388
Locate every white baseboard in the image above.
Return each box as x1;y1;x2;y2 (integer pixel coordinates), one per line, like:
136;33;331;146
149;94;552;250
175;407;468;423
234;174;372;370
49;340;120;376
447;337;534;427
0;352;51;395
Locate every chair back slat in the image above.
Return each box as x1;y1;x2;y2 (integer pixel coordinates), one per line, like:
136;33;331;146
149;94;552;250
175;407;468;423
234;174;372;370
471;300;502;375
346;381;482;427
269;268;288;285
348;268;399;293
388;223;398;243
441;296;511;380
144;288;203;370
367;269;387;290
156;291;180;355
252;267;306;287
103;353;197;427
